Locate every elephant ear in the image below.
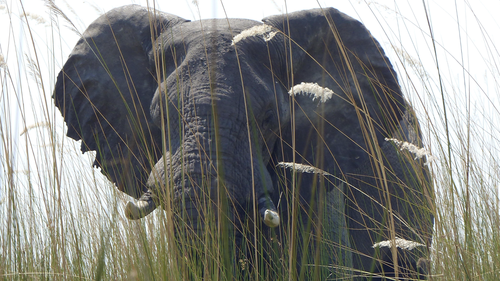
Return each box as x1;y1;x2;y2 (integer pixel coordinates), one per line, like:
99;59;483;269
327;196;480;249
53;5;189;198
263;8;405;178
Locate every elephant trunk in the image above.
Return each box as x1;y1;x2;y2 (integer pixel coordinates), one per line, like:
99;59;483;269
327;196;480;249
123;103;279;227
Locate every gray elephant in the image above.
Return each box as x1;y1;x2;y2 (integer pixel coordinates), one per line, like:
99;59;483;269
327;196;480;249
54;5;434;280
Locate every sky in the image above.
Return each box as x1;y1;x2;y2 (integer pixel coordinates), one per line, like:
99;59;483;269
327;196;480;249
2;0;500;211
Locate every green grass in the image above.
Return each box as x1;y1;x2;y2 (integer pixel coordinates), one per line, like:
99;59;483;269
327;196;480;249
1;0;500;280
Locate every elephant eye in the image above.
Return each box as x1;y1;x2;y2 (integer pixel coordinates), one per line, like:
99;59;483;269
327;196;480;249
261;110;275;128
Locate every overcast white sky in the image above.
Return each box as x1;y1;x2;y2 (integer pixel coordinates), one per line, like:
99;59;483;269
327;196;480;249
2;0;500;206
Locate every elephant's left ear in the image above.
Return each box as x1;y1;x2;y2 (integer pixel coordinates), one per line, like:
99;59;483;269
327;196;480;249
262;8;404;136
53;5;189;199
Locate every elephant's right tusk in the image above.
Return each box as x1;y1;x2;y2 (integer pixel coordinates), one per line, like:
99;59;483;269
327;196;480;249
263;209;280;228
258;196;280;228
125;199;156;220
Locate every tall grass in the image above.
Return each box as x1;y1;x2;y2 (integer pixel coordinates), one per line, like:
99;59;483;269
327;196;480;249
1;0;499;280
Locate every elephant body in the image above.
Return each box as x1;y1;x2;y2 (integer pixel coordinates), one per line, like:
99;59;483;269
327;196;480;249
54;5;434;279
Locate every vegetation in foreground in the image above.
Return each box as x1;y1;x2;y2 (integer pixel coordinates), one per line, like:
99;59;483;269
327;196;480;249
1;0;499;280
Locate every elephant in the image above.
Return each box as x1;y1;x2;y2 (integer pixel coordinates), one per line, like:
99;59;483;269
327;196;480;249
53;4;434;280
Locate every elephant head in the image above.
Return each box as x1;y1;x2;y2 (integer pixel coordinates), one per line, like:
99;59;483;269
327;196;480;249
54;5;434;279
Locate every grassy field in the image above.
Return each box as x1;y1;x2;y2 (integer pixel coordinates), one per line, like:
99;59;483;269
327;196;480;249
1;0;500;280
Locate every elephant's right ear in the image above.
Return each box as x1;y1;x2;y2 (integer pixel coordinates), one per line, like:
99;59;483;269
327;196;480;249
263;8;406;175
53;5;188;198
263;8;404;139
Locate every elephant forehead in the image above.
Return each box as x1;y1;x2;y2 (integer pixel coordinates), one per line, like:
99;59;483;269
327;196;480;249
151;76;268;134
158;18;265;60
170;19;260;42
157;62;274;118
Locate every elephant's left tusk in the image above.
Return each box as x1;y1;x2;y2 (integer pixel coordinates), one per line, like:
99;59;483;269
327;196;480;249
125;197;157;220
263;209;280;228
258;196;280;228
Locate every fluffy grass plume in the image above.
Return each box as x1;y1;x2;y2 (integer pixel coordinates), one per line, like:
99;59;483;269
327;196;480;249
385;137;436;165
288;82;335;103
373;238;426;251
231;24;277;45
277;162;333;177
0;53;6;68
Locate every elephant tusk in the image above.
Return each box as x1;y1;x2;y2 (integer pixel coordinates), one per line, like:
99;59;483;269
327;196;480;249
263;209;280;228
125;198;157;220
258;196;280;228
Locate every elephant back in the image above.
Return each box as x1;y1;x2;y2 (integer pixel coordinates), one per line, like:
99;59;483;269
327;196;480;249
53;5;188;198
